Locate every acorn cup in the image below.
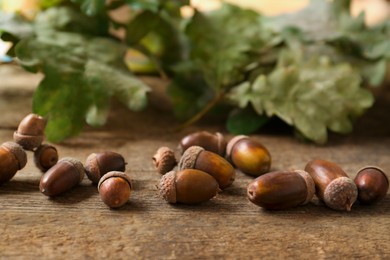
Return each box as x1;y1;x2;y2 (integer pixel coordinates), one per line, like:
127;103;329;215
178;146;235;189
0;142;27;185
305;159;358;211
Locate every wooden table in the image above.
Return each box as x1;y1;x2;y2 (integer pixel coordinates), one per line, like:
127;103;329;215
0;65;389;259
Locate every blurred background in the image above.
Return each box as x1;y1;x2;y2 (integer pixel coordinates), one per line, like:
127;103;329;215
2;0;390;62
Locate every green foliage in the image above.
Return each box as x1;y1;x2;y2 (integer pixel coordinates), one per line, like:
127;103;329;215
1;0;388;143
70;0;106;16
125;9;185;70
0;11;33;38
14;7;149;141
227;107;269;135
228;53;374;144
185;4;271;91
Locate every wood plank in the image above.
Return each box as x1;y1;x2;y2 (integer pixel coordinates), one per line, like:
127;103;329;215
0;65;389;259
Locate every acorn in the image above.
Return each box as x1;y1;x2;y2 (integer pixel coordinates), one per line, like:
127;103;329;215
0;141;27;185
34;144;58;172
305;159;358;211
13;113;47;151
85;151;126;184
98;171;132;208
247;170;315;210
152;147;177;175
158;169;220;204
178;131;227;156
226;135;271;177
39;157;85;196
354;166;389;205
178;146;235;189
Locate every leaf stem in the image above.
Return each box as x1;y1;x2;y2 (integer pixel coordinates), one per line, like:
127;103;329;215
175;91;225;131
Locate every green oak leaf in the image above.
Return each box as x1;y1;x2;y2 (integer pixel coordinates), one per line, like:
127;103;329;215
125;9;185;71
34;6;109;35
185;3;271;90
15;27;149;141
229;55;374;144
84;60;150;111
32;68;91;142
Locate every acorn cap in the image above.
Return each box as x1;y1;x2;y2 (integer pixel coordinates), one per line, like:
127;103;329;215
59;157;85;182
98;171;132;192
2;141;27;169
324;176;358;211
152;147;177;175
226;135;248;161
13;132;44;151
178;146;204;170
295;170;315;205
158;170;177;203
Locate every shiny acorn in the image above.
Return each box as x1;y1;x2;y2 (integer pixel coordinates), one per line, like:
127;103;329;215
85;151;126;184
178;146;235;189
354;166;389;205
152;147;177;175
247;170;315;210
40;157;85;196
34;144;58;172
98;171;132;208
13;113;47;151
178;131;227;156
0;142;27;185
305;159;358;211
158;169;220;204
226;135;271;177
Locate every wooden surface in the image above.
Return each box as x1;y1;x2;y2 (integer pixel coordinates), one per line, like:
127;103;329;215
0;64;390;259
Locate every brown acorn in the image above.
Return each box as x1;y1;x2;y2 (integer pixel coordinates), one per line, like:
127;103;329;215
247;170;315;210
39;157;85;196
158;169;220;204
34;144;58;172
226;135;271;177
178;146;235;189
152;147;177;175
13;113;47;151
0;142;27;185
85;151;126;184
98;171;132;208
178;131;227;156
354;166;389;205
305;159;358;211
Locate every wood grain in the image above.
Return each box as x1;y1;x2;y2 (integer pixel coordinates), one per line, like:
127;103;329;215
0;65;389;259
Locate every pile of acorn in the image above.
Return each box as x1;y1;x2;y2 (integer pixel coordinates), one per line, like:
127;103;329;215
2;114;388;211
153;131;389;211
0;113;132;208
